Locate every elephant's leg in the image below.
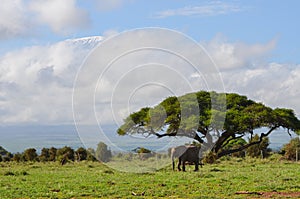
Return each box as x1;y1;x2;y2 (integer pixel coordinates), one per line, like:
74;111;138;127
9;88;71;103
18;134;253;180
177;158;181;171
182;160;186;172
194;161;199;171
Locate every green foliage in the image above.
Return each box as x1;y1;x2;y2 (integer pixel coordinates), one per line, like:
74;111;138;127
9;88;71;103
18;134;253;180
135;147;151;154
75;147;88;161
39;148;50;162
87;148;97;161
3;146;101;164
203;151;217;164
222;138;247;157
49;147;57;161
23;148;38;161
56;146;75;162
0;146;9;156
2;155;11;162
133;147;154;160
282;137;300;161
12;153;24;162
6;146;98;163
273;108;300;134
117;90;300;158
0;146;12;162
96;142;112;163
246;134;270;158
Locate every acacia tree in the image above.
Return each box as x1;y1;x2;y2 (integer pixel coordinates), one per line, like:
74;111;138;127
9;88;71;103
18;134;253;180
96;142;112;162
49;147;57;161
23;148;38;161
57;146;75;162
75;147;88;161
117;91;300;159
39;148;50;162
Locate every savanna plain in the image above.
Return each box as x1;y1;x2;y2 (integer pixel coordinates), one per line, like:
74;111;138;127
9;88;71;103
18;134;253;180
1;155;300;199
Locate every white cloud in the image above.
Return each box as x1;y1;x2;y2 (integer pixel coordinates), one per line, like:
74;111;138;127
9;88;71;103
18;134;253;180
0;0;91;39
0;0;31;39
29;0;90;35
221;63;300;117
203;35;277;70
0;36;101;124
197;36;300;116
154;1;243;18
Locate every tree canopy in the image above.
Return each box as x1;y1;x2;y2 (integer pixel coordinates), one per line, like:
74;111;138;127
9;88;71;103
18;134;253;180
117;91;300;158
0;146;9;156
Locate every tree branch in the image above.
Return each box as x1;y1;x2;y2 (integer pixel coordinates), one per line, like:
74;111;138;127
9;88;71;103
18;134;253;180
217;126;277;158
137;126;208;145
212;130;233;153
221;134;245;149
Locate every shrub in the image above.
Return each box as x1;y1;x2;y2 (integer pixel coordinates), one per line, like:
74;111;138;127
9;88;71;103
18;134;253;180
203;151;217;164
2;156;11;162
76;147;88;161
86;150;97;161
0;146;9;156
96;142;112;162
23;148;38;161
246;134;270;158
136;147;151;154
12;153;24;162
57;146;75;162
49;147;57;161
281;137;300;161
39;148;50;162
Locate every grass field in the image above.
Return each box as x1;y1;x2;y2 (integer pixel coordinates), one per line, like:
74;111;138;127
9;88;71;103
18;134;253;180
1;156;300;198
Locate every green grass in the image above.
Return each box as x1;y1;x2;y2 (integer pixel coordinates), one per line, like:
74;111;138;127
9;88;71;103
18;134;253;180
1;157;300;198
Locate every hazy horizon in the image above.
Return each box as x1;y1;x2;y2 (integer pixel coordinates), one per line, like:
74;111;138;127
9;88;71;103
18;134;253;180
0;124;297;154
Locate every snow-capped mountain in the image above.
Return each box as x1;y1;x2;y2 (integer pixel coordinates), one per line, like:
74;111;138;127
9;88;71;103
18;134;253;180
65;36;103;50
0;35;104;125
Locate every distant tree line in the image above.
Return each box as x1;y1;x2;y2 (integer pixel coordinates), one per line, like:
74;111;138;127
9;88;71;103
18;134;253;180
0;141;112;164
1;138;299;163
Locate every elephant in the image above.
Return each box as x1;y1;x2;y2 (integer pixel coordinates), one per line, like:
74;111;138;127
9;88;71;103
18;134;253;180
171;145;201;171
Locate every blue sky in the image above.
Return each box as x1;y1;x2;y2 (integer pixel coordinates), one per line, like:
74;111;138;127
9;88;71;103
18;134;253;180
1;0;300;63
0;0;300;126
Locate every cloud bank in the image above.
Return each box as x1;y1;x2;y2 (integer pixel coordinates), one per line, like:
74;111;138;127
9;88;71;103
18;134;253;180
0;0;135;39
202;35;277;70
0;33;299;126
0;36;102;124
0;0;31;39
0;0;90;39
29;0;90;35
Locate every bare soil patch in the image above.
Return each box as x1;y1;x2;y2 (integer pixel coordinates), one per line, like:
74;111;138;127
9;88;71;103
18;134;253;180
236;191;300;198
